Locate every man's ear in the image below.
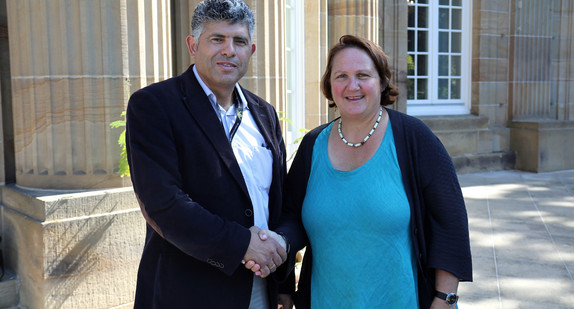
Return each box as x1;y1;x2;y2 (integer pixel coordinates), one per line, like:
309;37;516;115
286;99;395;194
251;43;256;55
186;35;197;56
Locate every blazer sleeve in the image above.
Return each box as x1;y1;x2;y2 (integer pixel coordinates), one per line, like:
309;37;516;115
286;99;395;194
126;85;251;277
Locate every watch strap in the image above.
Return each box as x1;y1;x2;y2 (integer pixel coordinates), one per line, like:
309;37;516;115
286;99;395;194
435;290;458;305
277;232;290;254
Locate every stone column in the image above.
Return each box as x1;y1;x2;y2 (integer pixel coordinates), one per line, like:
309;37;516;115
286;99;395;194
507;0;574;172
8;0;172;190
329;0;379;47
3;0;172;308
173;0;287;120
327;0;379;120
173;0;201;76
553;0;574;121
0;0;10;184
471;0;511;151
242;0;287;117
508;0;554;121
380;0;408;113
304;0;329;128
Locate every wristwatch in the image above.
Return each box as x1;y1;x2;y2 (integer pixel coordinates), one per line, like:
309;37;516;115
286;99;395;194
435;290;458;306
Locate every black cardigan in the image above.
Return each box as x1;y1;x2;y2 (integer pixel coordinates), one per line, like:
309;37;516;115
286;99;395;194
277;108;472;309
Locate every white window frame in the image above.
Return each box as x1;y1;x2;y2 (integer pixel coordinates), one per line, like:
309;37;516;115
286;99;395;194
285;0;305;158
407;0;472;116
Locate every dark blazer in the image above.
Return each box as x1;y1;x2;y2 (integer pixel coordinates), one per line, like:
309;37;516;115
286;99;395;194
126;65;286;308
278;108;472;309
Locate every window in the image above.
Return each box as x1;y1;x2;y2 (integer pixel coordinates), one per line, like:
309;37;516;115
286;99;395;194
407;0;471;115
285;0;305;158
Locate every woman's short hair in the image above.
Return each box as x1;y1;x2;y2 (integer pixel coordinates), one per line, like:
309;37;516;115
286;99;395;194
191;0;255;40
321;35;399;108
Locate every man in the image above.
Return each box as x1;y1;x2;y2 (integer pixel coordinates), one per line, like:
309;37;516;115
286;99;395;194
126;0;287;307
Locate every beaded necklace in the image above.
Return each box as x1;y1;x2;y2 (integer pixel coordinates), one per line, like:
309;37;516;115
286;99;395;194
337;106;383;148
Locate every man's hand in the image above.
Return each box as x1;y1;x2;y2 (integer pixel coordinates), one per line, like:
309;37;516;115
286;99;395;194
243;227;287;278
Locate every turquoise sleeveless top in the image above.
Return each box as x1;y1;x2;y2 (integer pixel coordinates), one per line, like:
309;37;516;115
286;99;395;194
301;121;419;308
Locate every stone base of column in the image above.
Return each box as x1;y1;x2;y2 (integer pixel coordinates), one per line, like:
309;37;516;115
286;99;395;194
0;185;145;309
510;120;574;172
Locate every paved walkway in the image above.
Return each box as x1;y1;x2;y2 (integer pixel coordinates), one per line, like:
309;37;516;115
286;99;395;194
457;169;574;309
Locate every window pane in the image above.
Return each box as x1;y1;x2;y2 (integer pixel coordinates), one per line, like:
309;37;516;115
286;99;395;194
286;92;293;128
439;32;449;52
407;79;415;100
408;6;415;28
287;56;293;89
408;30;415;52
452;8;462;30
408;55;415;75
451;79;461;99
417;79;428;100
439;55;449;76
286;7;293;36
417;31;428;51
451;55;461;76
439;0;449;5
417;55;428;75
451;32;461;53
439;8;449;29
438;79;448;99
418;0;428;4
453;0;462;6
418;6;428;28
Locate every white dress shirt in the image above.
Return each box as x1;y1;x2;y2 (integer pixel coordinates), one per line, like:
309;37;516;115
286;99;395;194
193;66;272;309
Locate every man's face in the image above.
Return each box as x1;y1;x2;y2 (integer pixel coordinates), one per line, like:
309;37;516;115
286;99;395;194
187;21;256;95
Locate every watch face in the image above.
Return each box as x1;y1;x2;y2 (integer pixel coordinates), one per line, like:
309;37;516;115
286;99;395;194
445;293;458;305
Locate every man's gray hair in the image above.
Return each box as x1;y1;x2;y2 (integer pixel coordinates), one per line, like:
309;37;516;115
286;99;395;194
191;0;255;40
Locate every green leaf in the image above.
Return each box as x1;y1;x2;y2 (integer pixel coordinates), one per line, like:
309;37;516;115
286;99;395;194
110;112;130;177
118;130;126;146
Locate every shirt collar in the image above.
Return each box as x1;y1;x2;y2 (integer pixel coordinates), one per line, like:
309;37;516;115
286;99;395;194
192;65;248;112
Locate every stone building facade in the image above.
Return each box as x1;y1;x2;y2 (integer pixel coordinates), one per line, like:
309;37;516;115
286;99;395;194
0;0;572;308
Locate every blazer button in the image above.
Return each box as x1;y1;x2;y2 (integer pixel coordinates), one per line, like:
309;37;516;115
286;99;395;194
244;209;253;217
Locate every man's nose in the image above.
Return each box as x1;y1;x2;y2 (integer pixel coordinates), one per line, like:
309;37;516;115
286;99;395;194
221;41;236;57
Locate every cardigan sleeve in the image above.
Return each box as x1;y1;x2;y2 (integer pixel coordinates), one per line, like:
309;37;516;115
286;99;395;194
420;131;472;281
274;123;329;285
276;125;326;250
390;110;473;282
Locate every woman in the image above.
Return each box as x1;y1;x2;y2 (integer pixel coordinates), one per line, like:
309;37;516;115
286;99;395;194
276;35;472;308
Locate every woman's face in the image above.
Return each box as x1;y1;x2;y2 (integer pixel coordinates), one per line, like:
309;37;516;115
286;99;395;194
330;47;383;119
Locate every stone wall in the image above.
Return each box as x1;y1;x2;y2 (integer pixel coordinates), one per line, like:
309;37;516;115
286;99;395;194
1;185;144;308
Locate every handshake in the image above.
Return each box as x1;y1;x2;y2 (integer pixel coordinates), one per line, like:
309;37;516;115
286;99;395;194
242;226;287;278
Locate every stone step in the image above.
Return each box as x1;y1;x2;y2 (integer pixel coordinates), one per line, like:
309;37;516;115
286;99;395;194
452;151;516;174
0;269;20;309
418;115;517;173
420;114;491;157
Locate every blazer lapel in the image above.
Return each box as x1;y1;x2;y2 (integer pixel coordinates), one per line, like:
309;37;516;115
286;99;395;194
178;67;250;198
242;88;277;157
243;87;284;222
